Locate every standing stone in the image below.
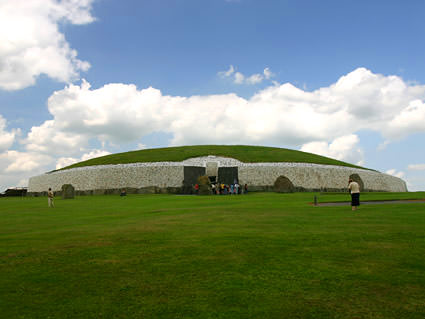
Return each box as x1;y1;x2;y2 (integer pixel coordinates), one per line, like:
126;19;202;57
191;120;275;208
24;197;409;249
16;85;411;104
61;184;75;199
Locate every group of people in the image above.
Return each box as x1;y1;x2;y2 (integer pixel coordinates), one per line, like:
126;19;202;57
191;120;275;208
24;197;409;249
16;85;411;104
192;182;248;195
211;183;248;195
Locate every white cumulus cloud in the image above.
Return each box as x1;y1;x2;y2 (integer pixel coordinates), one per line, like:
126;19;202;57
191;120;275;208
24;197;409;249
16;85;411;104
218;65;235;78
55;157;79;170
0;150;53;190
55;149;111;169
300;134;364;166
385;169;405;179
263;67;273;80
20;67;425;159
2;150;52;173
246;73;264;85
234;72;245;84
408;164;425;171
385;100;425;139
218;65;274;85
0;0;95;91
25;120;88;156
0;115;17;152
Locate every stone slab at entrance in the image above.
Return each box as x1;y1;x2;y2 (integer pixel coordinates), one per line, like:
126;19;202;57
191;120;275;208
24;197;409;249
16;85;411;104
206;162;218;177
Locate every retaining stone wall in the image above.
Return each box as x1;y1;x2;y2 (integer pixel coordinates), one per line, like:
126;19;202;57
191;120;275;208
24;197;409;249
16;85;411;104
238;164;406;192
28;156;407;194
28;165;184;193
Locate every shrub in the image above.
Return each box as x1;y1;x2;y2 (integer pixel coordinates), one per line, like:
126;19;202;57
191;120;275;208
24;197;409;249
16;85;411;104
197;175;211;195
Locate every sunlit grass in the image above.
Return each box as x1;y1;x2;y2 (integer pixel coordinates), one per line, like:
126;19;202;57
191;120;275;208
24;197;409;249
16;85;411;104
1;192;424;318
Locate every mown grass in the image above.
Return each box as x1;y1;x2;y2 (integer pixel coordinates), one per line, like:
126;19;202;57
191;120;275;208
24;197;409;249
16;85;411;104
1;192;425;318
316;191;425;203
60;145;367;171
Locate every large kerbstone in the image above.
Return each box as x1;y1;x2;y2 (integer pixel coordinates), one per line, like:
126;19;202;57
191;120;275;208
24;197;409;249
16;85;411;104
61;184;75;199
274;175;295;193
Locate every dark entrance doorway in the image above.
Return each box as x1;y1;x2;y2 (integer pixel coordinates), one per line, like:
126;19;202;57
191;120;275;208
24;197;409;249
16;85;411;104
182;166;206;194
218;167;238;185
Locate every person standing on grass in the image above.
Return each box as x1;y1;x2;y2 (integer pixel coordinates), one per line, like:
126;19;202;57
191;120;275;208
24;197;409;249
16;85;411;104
348;179;360;211
47;188;54;208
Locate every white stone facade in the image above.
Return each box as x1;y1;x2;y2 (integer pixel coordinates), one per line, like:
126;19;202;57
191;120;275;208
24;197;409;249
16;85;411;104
28;156;408;193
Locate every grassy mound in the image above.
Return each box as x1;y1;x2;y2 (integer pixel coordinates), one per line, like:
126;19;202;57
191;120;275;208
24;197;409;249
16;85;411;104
61;145;368;170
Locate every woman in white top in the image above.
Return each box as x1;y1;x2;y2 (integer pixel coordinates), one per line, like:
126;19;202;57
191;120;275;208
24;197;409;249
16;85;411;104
348;179;360;211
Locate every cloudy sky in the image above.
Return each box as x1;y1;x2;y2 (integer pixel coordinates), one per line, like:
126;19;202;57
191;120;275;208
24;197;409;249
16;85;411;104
1;0;425;191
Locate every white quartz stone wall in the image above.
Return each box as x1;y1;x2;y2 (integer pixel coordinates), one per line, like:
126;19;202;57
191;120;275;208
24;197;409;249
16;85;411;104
28;164;184;192
182;156;242;167
182;156;407;191
28;156;408;192
238;164;407;192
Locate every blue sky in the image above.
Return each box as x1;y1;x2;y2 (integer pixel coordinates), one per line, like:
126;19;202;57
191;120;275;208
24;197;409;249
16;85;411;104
1;0;425;191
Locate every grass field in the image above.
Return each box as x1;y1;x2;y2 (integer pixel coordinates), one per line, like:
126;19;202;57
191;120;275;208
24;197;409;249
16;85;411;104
60;145;367;171
1;192;425;318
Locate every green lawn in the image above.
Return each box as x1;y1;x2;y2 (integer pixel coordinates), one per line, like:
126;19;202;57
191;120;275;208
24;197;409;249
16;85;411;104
1;192;425;318
316;191;425;203
60;145;367;171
